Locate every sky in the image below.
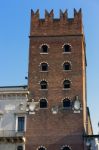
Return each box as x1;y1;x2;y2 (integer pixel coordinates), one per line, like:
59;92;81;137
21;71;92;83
0;0;99;134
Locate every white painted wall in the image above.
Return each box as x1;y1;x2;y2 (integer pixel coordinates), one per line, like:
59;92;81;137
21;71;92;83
0;144;25;150
0;91;27;150
95;139;99;150
0;98;27;136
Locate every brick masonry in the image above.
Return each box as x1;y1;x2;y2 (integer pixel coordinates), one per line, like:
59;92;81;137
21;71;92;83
26;9;88;150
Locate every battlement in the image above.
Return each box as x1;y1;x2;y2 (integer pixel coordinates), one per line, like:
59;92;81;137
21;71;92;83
30;9;83;36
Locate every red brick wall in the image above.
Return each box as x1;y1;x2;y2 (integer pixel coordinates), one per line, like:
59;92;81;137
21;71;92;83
27;9;87;150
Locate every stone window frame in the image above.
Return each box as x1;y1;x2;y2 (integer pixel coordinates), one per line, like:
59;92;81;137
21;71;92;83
39;98;48;109
39;62;49;72
39;43;50;54
15;114;26;133
37;146;47;150
61;145;72;150
62;61;72;71
62;43;72;54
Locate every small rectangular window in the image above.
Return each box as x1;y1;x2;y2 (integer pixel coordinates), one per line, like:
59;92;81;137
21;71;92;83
17;116;25;132
17;145;23;150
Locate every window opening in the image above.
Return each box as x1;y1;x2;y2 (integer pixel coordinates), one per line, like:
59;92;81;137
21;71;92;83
63;98;71;108
63;80;71;89
40;81;47;89
40;99;47;108
62;146;71;150
41;63;48;71
41;45;48;53
17;117;25;132
17;146;23;150
63;62;71;70
63;44;71;52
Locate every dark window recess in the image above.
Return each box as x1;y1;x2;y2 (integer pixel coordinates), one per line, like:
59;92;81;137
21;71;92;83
40;81;47;89
62;147;71;150
41;45;48;53
63;62;71;70
40;99;47;108
17;117;25;132
17;146;23;150
41;63;48;71
64;44;71;52
63;99;71;108
38;147;46;150
63;80;71;89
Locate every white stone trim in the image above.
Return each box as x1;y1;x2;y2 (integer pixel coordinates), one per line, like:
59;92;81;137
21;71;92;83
63;79;72;84
15;115;27;132
61;145;72;150
39;62;49;66
39;80;49;87
61;97;71;102
37;146;47;150
39;43;50;49
62;43;72;49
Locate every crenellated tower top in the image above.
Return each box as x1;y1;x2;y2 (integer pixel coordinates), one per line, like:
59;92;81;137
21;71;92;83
30;9;83;36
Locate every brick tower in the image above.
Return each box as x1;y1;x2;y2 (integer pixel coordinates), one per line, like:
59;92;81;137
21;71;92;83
26;9;90;150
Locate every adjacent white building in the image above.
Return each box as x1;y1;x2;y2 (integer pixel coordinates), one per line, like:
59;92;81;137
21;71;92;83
0;85;28;150
95;138;99;150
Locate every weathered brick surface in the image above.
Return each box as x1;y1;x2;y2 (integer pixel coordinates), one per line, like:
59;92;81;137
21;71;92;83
27;9;87;150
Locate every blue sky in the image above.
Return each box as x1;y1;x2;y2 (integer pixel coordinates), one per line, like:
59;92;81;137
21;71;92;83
0;0;99;134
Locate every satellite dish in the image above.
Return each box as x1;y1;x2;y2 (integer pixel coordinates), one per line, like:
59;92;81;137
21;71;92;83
51;106;58;114
74;100;81;110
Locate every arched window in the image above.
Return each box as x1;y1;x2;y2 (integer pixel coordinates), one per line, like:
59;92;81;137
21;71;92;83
63;98;71;108
38;146;46;150
41;45;48;53
40;99;47;108
63;44;71;52
63;80;71;89
40;81;48;89
62;146;71;150
41;63;48;71
63;62;71;71
17;146;23;150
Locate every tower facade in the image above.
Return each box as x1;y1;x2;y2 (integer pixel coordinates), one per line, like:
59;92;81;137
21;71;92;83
26;9;89;150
